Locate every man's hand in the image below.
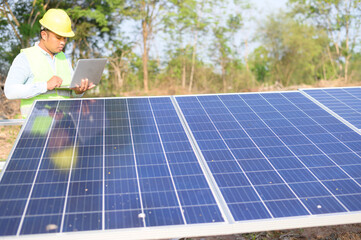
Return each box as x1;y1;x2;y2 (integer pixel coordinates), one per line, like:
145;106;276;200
71;78;96;94
47;76;63;90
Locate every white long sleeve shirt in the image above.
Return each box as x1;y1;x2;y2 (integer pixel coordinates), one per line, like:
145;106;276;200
4;43;77;99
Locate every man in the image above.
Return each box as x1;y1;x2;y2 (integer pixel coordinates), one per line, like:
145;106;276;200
4;8;95;118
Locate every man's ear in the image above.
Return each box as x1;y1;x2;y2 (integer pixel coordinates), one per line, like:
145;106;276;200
40;31;47;41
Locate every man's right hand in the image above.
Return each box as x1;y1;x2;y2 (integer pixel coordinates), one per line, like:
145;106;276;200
47;76;63;90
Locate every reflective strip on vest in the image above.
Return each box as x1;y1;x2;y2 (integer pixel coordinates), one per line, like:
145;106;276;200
20;46;72;118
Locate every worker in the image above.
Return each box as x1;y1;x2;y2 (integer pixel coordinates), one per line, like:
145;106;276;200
4;8;95;118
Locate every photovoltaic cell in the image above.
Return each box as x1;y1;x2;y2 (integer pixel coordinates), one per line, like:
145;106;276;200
0;97;224;237
104;98;223;228
302;87;361;129
1;91;361;239
176;91;361;222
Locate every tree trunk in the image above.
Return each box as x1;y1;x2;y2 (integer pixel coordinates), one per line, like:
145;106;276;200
0;3;22;47
285;64;296;86
322;57;327;80
244;37;255;87
117;69;122;90
142;19;149;92
326;45;337;79
182;56;186;89
344;0;350;82
188;29;198;93
326;16;342;79
221;60;226;92
244;37;249;73
182;45;190;89
72;42;77;66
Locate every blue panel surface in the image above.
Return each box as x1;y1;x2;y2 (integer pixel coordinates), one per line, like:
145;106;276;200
2;91;361;238
0;97;223;237
303;87;361;129
176;92;361;222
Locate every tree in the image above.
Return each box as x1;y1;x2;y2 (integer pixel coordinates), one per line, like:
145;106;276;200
187;0;212;93
0;0;127;98
0;0;45;49
105;39;135;95
122;0;173;93
0;0;124;65
0;0;47;67
259;12;328;86
65;0;125;62
211;13;244;92
162;45;193;90
164;0;197;90
289;0;361;82
249;46;270;83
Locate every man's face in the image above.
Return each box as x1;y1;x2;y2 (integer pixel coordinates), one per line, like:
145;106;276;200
41;30;67;54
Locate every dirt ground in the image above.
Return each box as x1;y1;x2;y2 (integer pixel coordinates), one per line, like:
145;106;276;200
190;224;361;239
1;81;361;239
0;92;21;161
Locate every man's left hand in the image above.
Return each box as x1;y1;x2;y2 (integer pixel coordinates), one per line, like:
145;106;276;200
71;78;96;94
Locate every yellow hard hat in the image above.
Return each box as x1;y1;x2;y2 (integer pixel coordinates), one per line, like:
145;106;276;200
50;146;78;171
39;9;75;37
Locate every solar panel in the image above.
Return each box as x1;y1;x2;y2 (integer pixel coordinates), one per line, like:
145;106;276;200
0;97;225;239
175;91;361;225
1;92;361;239
301;87;361;129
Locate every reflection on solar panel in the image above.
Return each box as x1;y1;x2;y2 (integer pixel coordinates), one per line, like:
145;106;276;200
1;92;361;239
302;87;361;129
0;98;224;239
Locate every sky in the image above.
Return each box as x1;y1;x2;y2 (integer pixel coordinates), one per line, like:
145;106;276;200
253;0;288;15
199;0;289;64
239;0;288;52
121;0;289;65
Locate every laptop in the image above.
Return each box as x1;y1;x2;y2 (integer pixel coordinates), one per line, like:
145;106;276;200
57;58;107;89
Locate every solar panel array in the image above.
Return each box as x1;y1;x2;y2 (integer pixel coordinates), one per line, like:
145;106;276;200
1;89;361;239
176;92;361;219
302;87;361;129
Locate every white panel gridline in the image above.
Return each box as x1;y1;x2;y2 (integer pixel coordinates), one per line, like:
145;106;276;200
0;92;361;239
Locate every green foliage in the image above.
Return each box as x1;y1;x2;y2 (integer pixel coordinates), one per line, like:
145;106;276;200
249;46;270;83
225;59;251;91
64;1;125;61
1;0;360;96
349;52;361;82
227;13;243;31
288;0;361;82
257;12;329;86
206;2;248;92
162;46;193;87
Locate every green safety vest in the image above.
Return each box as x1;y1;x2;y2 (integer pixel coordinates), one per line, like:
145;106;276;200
20;46;72;117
